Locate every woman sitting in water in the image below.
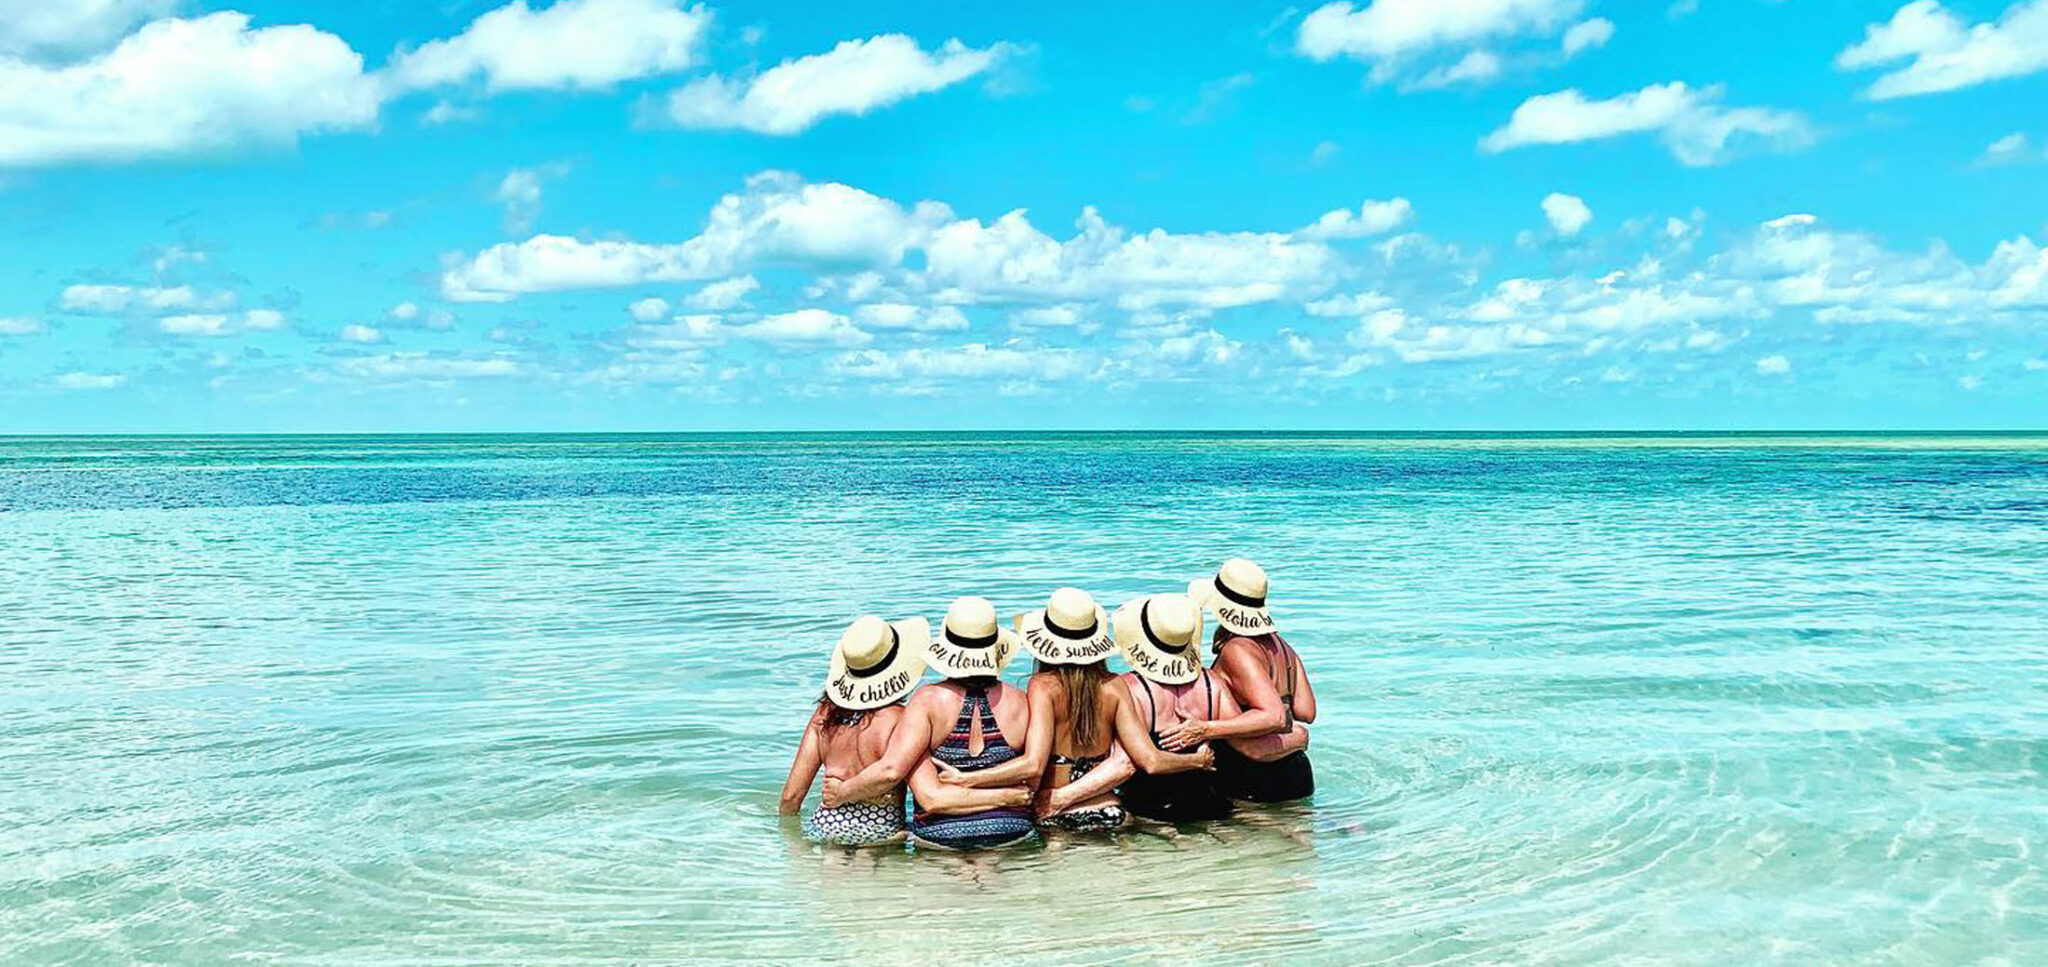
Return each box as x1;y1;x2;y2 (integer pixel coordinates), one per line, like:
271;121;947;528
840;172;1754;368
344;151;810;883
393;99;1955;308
784;614;1026;846
933;588;1151;832
1111;592;1303;821
1175;558;1317;803
823;596;1039;850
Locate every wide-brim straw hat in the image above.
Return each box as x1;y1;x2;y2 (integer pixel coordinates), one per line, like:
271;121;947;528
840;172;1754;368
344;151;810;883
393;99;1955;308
825;614;930;710
926;596;1021;679
1018;587;1117;666
1189;557;1276;636
1113;593;1205;685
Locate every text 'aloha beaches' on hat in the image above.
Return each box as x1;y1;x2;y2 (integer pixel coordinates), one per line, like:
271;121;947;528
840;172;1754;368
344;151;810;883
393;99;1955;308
1189;557;1276;635
825;614;930;710
1018;587;1116;665
1113;592;1204;685
926;596;1021;679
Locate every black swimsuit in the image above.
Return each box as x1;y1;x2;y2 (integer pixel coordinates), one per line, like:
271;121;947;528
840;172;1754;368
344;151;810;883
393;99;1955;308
1117;674;1234;823
1213;637;1315;803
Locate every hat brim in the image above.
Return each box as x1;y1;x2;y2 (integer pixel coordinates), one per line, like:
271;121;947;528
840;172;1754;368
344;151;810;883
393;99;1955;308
1113;598;1203;684
924;624;1021;679
1017;605;1117;666
1189;578;1275;636
825;617;930;710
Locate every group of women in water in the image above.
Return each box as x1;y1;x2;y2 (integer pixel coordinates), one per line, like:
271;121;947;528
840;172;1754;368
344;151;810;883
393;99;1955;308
779;558;1317;850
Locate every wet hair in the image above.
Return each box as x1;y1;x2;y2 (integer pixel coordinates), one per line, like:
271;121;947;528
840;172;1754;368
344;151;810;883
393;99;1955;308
1034;660;1109;751
813;693;893;737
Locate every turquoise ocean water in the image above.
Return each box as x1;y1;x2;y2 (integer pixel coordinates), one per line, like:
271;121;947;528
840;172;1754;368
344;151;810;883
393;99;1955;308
3;433;2045;965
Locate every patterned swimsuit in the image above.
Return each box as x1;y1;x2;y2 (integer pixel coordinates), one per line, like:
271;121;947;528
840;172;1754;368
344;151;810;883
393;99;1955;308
907;687;1037;850
802;709;906;847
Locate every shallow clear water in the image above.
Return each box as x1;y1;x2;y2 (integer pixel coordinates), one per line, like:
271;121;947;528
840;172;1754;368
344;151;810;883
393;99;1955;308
3;432;2045;965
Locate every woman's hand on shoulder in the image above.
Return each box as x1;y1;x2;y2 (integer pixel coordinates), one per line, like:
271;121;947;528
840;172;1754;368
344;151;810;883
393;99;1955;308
1158;718;1211;750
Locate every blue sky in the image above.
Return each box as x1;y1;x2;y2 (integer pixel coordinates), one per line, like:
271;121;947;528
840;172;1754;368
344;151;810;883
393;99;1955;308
0;0;2044;431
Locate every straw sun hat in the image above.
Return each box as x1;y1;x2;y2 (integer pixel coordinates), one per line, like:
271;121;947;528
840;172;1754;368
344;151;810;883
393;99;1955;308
825;615;930;710
1113;592;1205;685
925;596;1021;679
1189;557;1276;635
1018;587;1117;665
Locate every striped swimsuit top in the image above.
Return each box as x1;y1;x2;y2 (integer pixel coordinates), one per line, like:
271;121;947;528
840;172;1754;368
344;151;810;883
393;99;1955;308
931;686;1018;772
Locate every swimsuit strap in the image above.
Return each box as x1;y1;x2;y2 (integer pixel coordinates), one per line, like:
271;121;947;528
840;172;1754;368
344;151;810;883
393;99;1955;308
1203;669;1215;719
1135;677;1161;735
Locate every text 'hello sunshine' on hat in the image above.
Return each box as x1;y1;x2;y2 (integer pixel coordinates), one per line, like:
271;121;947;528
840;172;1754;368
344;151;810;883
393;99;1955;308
825;614;930;710
1113;592;1204;685
926;596;1020;679
1018;587;1116;666
1190;557;1276;635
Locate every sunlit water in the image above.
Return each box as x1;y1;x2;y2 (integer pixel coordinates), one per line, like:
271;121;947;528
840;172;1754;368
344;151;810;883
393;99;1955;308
3;433;2045;965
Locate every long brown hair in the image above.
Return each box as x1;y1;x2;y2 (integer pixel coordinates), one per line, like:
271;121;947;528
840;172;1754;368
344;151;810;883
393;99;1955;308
814;693;880;737
1037;660;1109;750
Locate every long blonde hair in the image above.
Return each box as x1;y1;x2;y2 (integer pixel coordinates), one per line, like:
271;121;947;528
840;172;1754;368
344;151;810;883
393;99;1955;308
1037;660;1109;750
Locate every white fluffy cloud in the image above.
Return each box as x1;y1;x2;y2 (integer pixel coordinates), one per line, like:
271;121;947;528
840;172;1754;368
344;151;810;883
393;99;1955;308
1756;354;1791;375
853;303;970;332
1296;0;1587;86
1560;17;1614;56
442;171;947;300
158;309;285;337
730;308;871;347
653;34;1013;135
831;343;1094;382
0;13;381;167
334;352;526;382
1299;198;1415;239
0;0;176;60
921;207;1337;310
1297;0;1582;62
1542;192;1592;236
54;370;127;390
339;323;386;344
1480;82;1812;165
1837;0;2048;100
443;171;1344;311
493;164;569;233
60;283;236;314
685;275;760;310
390;0;710;92
0;316;48;335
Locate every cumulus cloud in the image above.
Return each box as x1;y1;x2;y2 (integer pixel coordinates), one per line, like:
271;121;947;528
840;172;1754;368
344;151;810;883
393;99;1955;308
1296;0;1586;87
339;323;386;344
54;370;128;390
1298;198;1415;239
0;12;381;167
1756;354;1791;375
61;283;236;314
1837;0;2048;100
1560;18;1614;56
0;316;48;335
652;35;1014;135
831;342;1095;382
441;171;947;301
853;303;970;332
730;308;871;347
1979;132;2037;165
493;164;569;234
0;0;178;60
158;309;285;336
390;0;710;92
1542;192;1592;236
1480;82;1813;165
334;352;527;382
442;171;1344;311
685;275;761;310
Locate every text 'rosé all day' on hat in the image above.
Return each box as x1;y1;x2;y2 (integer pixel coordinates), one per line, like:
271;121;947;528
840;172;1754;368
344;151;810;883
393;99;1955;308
1113;592;1204;685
